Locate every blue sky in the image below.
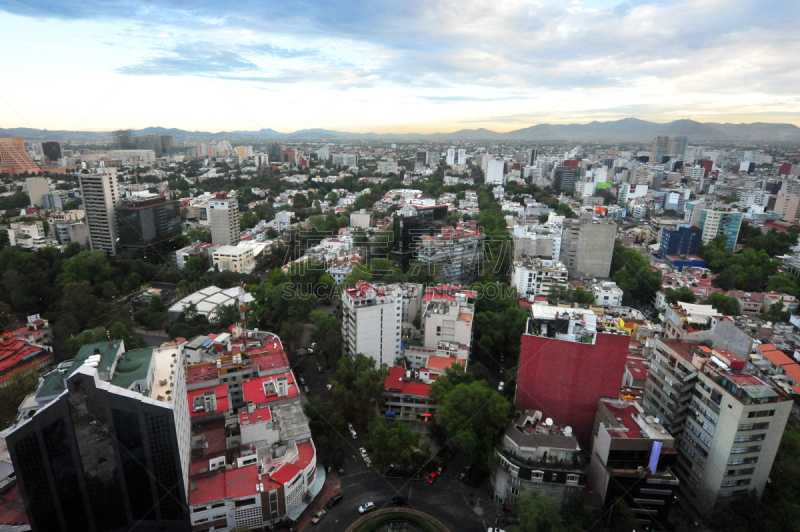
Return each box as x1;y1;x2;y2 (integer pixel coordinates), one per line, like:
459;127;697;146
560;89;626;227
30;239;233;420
0;0;798;133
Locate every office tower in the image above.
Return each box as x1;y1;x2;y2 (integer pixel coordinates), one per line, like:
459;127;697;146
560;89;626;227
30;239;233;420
318;144;329;160
391;204;449;268
415;151;428;170
552;167;575;191
79;174;120;255
560;219;617;278
446;148;455;165
697;206;743;250
341;282;402;367
267;142;281;162
528;147;539;166
0;138;40;175
642;340;791;514
111;129;135;149
280;148;297;165
660;226;702;257
773;188;800;222
428;152;440;165
41;141;61;163
589;399;679;530
670;136;688;159
254;153;269;167
515;308;630;445
486;157;505;184
115;195;182;259
7;341;190;531
209;194;241;246
457;148;466;165
43;193;62;210
651;136;671;164
25;177;50;208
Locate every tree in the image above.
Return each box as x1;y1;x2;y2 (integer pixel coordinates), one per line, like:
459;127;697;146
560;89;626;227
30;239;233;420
607;497;640;532
434;380;511;465
212;304;240;328
570;287;596;305
664;286;697;305
0;370;39;427
123;272;144;293
763;302;792;323
304;397;346;461
61;281;99;329
333;354;389;429
368;419;425;472
704;292;741;316
510;492;565;532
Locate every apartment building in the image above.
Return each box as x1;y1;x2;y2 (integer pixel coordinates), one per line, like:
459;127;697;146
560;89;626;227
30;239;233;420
342;283;402;367
642;339;792;514
511;257;569;299
697;206;743;250
212;245;255;273
416;225;484;283
209;194;241;246
560;219;617;278
79;173;120;254
421;298;474;359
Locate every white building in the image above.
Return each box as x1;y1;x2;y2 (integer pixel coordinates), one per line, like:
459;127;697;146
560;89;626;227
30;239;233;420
209;194;241;246
591;281;624;307
349;209;371;229
79;173;120;254
213;245;255;274
457;148;466;165
486;157;506;184
332;153;358;167
446;148;455;165
342;282;402;367
378;159;398;174
512;258;569;299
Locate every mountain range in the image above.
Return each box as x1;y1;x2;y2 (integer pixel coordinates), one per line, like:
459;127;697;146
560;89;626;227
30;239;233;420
2;118;799;143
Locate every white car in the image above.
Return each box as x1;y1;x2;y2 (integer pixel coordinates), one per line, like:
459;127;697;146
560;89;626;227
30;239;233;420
498;381;504;392
350;430;358;440
348;423;354;431
358;502;376;514
359;447;368;459
326;384;332;391
487;528;506;532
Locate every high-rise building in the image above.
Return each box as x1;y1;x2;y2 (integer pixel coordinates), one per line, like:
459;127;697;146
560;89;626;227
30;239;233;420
511;258;569;299
0;138;40;175
515;306;630;445
416;225;484;284
209;194;241;246
552;167;575;191
670;136;688;159
415;151;428;171
528;147;538;166
281;148;297;165
267;142;281;162
79;174;120;255
651;136;671;164
446;148;455;165
115;195;182;259
317;144;329;161
342;282;402;367
660;226;702;257
332;153;358;166
7;340;191;531
457;148;466;166
486;157;505;184
25;177;50;208
391;204;449;268
773;188;800;222
642;339;791;514
560;219;617;278
41;141;61;163
697;206;743;250
111;129;135;149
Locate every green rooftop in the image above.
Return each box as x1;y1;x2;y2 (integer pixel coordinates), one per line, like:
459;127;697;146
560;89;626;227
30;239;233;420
35;371;65;400
69;340;124;377
110;347;154;390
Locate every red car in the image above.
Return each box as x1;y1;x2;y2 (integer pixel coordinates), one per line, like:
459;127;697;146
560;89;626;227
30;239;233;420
427;472;438;484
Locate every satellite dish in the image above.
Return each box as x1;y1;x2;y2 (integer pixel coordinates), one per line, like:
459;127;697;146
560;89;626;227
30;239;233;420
564;426;573;436
654;417;661;424
545;418;553;426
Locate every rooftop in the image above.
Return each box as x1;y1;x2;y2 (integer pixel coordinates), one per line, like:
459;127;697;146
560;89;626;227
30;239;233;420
109;347;153;390
241;372;298;406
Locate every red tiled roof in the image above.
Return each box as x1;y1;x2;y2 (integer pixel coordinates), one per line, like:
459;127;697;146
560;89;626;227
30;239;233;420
270;462;301;485
0;339;48;379
187;384;229;419
427;356;460;371
241;372;298;406
239;406;271;426
187;363;219;385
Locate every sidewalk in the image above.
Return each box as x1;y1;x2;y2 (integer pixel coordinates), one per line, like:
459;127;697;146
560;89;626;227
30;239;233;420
295;470;341;531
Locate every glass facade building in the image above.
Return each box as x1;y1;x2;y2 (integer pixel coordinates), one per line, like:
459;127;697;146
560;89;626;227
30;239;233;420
115;196;182;259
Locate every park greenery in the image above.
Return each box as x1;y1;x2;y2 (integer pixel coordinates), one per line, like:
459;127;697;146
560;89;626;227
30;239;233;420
610;240;663;306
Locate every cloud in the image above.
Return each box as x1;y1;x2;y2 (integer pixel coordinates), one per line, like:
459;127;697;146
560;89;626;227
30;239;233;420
117;48;258;75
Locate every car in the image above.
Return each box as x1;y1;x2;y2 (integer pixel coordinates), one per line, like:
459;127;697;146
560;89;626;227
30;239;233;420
487;529;505;532
311;342;317;348
358;502;376;514
359;447;368;458
326;384;332;391
298;376;305;385
336;462;345;475
389;496;408;506
326;494;343;508
498;381;505;392
350;430;358;440
364;457;372;467
427;472;438;484
303;385;310;394
311;509;326;524
436;462;446;474
347;423;354;431
458;467;469;482
317;365;322;373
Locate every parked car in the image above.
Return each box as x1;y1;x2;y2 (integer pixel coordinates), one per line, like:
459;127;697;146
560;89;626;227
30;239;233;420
336;462;345;475
347;423;354;431
317;365;323;373
436;462;446;474
326;494;343;508
326;384;332;391
298;376;305;385
311;509;326;524
487;529;505;532
303;385;310;394
427;472;438;484
359;447;368;459
350;430;358;440
498;381;504;392
389;496;408;506
458;467;469;482
365;457;372;467
358;502;376;514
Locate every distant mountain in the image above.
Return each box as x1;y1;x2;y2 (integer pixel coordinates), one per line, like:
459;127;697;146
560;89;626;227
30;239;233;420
2;118;799;143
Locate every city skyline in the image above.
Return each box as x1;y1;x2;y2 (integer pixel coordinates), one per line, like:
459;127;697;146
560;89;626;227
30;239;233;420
1;0;799;133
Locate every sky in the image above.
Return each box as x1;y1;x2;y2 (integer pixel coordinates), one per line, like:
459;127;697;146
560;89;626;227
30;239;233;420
0;0;799;134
